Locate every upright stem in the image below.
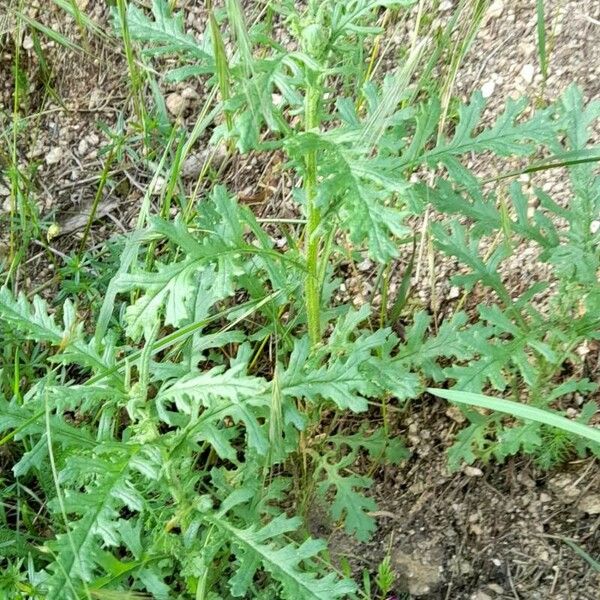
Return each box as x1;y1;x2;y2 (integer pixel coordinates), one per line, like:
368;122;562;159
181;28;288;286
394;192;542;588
304;80;321;347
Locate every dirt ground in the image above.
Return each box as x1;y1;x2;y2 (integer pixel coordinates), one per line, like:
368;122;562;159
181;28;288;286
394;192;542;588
1;0;599;598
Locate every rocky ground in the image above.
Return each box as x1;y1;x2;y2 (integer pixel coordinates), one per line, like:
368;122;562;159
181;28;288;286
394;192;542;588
1;0;599;598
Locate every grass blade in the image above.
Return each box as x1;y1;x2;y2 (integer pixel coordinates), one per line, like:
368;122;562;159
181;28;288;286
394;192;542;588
536;0;548;80
387;236;416;326
428;388;600;445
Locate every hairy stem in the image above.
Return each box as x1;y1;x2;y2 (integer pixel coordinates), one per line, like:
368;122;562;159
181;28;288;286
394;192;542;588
304;80;321;347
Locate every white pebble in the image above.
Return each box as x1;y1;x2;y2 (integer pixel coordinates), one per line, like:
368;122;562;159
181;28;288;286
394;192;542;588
487;0;504;18
520;64;535;84
149;176;166;195
357;258;373;272
448;285;461;299
481;80;496;99
182;87;199;100
464;466;483;477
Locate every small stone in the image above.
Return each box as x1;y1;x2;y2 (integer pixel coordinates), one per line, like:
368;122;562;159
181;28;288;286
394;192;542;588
181;86;199;100
472;592;493;600
540;493;552;503
520;64;535;84
448;285;461;299
549;474;579;503
23;35;34;50
464;466;483;477
578;493;600;515
591;220;600;234
357;258;373;272
527;204;536;219
517;472;535;488
45;147;63;165
149;176;166;195
487;583;505;594
166;92;185;116
89;88;104;109
77;139;89;156
409;481;426;494
182;154;206;179
0;184;9;197
481;80;496;99
487;0;504;18
519;42;536;59
439;0;453;11
394;550;443;596
446;405;465;423
576;341;591;358
458;560;473;575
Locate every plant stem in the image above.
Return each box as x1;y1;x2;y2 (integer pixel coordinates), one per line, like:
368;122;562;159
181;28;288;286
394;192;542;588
208;0;234;150
116;0;146;126
304;80;321;347
78;146;117;256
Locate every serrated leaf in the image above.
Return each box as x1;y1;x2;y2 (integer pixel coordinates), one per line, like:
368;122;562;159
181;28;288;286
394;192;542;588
318;457;377;541
0;289;111;374
158;366;270;456
118;0;211;61
421;92;558;166
494;423;543;461
282;338;375;412
46;444;160;599
330;427;409;464
206;513;356;599
446;421;488;472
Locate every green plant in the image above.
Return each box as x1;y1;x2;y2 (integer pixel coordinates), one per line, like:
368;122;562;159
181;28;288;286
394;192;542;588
424;85;600;469
2;1;600;598
375;555;395;598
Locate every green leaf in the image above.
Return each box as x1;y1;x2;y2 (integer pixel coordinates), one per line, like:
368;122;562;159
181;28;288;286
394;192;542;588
446;420;489;472
0;289;111;374
318;457;377;542
330;426;408;464
119;0;211;62
428;388;600;445
282;337;376;412
206;513;356;599
287;133;411;262
156;365;269;455
421;92;558;166
494;422;543;462
46;444;161;599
